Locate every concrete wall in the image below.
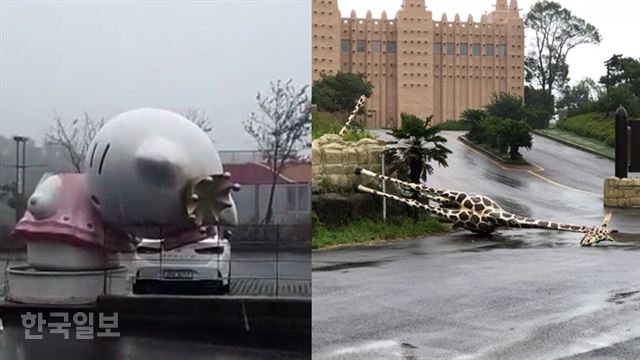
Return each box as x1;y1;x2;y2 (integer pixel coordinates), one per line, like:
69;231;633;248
604;177;640;208
312;134;387;192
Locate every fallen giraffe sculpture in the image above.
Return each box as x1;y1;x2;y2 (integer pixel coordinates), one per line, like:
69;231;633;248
354;167;616;246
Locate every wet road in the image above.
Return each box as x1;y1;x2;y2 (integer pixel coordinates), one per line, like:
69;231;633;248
313;131;640;359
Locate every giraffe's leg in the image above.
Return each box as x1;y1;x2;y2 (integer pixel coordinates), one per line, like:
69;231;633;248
357;185;459;224
355;167;464;204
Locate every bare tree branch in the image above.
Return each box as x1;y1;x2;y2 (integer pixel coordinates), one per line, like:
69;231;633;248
182;108;213;134
243;80;311;224
45;112;105;172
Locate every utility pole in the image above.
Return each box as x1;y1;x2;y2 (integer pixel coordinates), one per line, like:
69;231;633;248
3;136;47;222
13;136;29;222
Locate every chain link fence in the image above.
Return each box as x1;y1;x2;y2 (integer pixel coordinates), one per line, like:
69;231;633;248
1;224;310;300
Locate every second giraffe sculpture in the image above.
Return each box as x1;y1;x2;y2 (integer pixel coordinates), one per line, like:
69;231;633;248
355;167;616;246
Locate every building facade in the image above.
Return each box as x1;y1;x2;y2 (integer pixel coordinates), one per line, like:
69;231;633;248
312;0;524;127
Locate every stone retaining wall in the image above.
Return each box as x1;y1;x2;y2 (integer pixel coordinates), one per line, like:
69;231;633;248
604;177;640;208
312;134;387;192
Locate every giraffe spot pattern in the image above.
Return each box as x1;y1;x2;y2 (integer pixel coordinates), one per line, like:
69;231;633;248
358;170;603;243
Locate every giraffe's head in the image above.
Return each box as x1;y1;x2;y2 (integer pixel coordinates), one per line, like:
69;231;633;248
580;213;617;246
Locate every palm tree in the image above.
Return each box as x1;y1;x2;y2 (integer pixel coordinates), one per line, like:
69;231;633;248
384;113;452;220
460;108;487;144
497;120;533;160
385;113;451;184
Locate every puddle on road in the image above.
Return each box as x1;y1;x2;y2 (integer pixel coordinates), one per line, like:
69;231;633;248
313;260;388;272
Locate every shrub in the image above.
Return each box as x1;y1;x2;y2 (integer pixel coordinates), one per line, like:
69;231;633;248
312;110;371;141
556;112;615;146
485;92;526;121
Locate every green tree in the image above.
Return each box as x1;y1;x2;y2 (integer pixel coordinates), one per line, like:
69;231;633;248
460;108;487;144
384;113;451;184
523;86;554;128
600;56;640;96
502;120;533;160
597;84;640;117
525;1;601;101
485;118;533;160
485;92;525;121
312;72;373;112
557;78;602;116
384;113;451;220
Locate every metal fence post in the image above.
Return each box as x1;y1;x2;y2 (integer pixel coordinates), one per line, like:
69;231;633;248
381;153;387;222
275;224;279;297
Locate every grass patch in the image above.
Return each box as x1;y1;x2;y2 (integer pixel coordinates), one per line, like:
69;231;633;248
313;216;447;249
556;112;615;146
312;110;371;141
435;119;471;131
536;128;614;158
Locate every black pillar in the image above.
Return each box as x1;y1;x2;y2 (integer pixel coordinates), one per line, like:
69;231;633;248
630;119;640;172
614;106;628;178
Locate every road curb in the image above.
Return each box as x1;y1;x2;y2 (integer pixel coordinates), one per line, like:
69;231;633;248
532;130;615;161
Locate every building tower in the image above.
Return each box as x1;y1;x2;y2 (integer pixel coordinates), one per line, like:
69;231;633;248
311;0;524;127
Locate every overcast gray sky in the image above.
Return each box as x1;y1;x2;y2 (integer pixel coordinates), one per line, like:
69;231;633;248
0;0;310;150
339;0;640;87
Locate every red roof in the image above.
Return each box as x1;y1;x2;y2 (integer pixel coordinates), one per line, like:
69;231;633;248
223;163;290;185
280;162;311;183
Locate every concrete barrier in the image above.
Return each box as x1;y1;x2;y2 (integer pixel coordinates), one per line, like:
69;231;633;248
604;177;640;208
312;134;387;192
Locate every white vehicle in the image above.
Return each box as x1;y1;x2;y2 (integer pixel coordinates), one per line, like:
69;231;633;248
133;231;231;295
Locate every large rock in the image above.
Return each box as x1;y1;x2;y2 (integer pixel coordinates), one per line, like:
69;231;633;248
313;190;411;226
313;193;352;226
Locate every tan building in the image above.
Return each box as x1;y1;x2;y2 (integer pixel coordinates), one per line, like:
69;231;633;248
312;0;525;127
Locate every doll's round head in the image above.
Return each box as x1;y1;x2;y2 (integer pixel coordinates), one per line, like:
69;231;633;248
84;108;222;238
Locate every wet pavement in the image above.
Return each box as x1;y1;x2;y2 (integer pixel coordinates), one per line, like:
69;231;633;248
313;132;640;359
0;325;307;360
